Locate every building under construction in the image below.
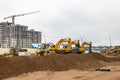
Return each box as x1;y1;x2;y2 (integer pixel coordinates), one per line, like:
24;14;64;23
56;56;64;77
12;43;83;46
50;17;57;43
0;22;42;48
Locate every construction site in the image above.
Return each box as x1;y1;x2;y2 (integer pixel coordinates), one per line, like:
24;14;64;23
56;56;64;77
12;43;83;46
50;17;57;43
0;11;120;80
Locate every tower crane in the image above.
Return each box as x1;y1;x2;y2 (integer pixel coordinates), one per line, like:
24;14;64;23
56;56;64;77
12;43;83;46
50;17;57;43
4;11;40;24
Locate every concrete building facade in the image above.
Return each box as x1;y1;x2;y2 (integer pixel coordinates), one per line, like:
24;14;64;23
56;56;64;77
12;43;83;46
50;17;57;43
0;22;42;48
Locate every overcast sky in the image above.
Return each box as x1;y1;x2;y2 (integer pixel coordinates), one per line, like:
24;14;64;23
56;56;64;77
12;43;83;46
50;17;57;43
0;0;120;46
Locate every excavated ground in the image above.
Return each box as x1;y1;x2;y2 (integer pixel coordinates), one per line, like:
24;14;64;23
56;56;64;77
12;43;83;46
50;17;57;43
0;53;120;79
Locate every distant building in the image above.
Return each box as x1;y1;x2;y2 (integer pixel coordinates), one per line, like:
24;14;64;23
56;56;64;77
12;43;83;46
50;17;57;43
0;22;42;48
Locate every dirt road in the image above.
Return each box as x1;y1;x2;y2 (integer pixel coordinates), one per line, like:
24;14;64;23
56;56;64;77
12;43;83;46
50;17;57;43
4;66;120;80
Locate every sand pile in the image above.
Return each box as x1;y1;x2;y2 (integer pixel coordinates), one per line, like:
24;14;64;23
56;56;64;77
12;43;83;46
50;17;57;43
0;53;120;79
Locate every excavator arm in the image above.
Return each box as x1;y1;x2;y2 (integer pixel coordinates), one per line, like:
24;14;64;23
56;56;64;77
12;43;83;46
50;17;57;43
81;42;92;53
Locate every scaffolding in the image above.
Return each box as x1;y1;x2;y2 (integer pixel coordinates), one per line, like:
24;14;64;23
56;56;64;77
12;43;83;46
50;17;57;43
0;22;42;48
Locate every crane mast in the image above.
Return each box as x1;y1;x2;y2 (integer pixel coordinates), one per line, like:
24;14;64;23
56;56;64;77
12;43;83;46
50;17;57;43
4;11;40;24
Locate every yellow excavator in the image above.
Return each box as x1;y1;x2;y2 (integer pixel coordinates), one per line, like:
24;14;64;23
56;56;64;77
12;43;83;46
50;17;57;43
49;38;92;54
107;46;120;56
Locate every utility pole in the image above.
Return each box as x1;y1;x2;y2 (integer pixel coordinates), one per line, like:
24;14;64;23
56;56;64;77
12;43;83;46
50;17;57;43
109;37;112;47
43;35;46;44
43;35;46;49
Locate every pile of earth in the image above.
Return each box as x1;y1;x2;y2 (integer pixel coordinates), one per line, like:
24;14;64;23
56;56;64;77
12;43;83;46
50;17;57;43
0;53;120;79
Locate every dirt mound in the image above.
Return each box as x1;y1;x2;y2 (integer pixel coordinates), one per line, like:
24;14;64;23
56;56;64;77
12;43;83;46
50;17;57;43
0;53;120;79
91;53;120;61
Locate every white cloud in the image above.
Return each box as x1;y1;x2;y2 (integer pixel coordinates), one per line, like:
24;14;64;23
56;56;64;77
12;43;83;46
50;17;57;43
0;0;120;46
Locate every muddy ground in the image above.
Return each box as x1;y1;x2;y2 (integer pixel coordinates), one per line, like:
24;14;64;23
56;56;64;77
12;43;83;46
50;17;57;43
0;53;120;80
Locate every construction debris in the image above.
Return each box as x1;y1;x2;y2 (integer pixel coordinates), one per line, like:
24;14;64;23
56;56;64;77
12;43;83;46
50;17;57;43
95;68;111;72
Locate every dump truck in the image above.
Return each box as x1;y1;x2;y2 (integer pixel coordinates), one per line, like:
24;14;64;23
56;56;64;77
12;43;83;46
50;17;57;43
49;38;92;54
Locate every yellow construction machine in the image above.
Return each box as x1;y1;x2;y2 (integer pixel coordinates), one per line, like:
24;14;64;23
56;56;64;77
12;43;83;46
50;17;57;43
35;44;51;56
49;38;92;54
107;46;120;56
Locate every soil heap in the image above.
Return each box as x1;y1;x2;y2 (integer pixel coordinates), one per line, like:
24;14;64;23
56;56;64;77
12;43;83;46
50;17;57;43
0;53;120;79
